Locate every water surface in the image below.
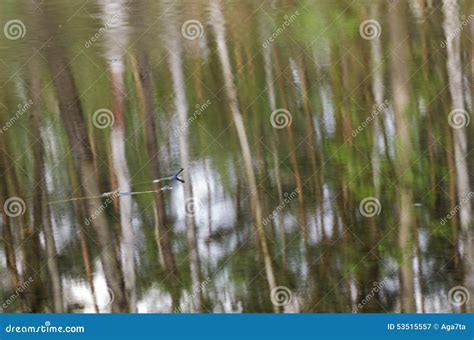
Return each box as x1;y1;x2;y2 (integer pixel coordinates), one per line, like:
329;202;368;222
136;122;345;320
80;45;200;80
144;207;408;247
0;0;472;313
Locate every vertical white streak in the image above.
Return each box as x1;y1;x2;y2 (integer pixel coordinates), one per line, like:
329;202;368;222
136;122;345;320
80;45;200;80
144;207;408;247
100;0;136;312
442;0;472;232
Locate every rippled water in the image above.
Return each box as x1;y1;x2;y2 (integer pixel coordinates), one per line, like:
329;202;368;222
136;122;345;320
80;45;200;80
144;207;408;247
0;0;472;313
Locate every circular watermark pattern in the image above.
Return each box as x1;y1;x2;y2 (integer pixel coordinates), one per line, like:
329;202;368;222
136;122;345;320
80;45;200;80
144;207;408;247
448;285;470;307
92;108;115;129
359;19;381;40
4;20;26;40
181;20;204;40
448;109;470;129
270;109;292;129
97;286;115;309
270;286;293;306
184;197;202;217
359;197;381;217
3;197;26;217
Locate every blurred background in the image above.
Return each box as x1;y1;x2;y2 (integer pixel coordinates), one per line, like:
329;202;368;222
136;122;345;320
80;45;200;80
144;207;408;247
0;0;472;313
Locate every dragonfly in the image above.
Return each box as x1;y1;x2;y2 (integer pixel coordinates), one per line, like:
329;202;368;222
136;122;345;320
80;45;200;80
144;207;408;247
152;168;185;184
48;168;185;205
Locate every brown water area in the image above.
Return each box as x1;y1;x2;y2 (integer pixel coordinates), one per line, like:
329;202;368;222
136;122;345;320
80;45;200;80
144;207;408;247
0;0;472;313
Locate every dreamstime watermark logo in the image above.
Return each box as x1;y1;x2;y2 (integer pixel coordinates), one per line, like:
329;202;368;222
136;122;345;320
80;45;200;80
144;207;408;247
2;277;33;311
173;99;212;138
174;277;211;313
359;197;381;217
84;190;120;226
181;19;204;40
84;6;128;48
5;320;85;334
441;14;474;48
448;109;470;129
440;191;473;225
270;286;293;306
359;19;381;40
0;99;33;134
352;279;387;313
352;100;389;138
3;197;26;217
99;286;115;309
184;197;202;217
92;108;115;129
270;108;292;129
263;188;299;226
448;285;470;307
262;10;300;48
3;20;26;40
